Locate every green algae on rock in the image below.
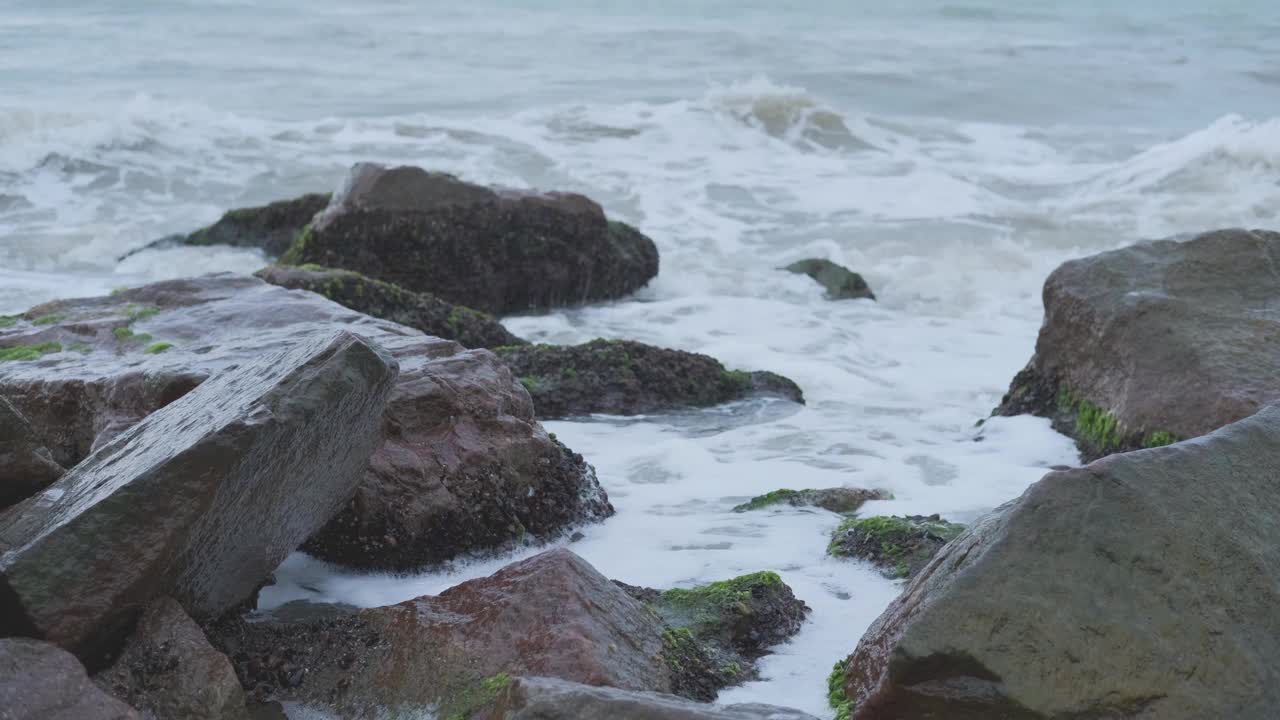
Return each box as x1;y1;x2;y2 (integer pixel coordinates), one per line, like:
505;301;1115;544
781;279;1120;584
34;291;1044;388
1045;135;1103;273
827;514;964;579
732;487;890;514
122;193;332;261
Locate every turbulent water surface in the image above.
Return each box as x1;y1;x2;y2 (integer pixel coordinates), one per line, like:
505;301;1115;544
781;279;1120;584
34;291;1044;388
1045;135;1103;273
4;1;1279;716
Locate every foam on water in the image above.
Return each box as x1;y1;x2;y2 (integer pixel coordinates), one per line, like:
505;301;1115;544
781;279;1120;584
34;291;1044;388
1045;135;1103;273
4;2;1279;717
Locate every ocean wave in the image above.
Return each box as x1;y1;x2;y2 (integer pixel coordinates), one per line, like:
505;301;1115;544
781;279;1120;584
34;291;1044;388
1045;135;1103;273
704;76;877;152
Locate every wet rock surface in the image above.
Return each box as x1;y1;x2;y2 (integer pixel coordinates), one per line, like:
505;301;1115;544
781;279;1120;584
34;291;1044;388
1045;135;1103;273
95;597;250;720
732;487;890;514
483;676;821;720
840;404;1280;720
783;259;875;301
494;339;803;419
0;638;140;720
0;329;397;663
994;227;1280;460
827;514;965;579
280;163;660;314
256;264;523;349
123;193;330;260
0;275;611;574
0;395;64;510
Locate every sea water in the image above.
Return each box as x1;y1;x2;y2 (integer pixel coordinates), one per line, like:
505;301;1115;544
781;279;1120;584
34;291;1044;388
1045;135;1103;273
3;1;1279;716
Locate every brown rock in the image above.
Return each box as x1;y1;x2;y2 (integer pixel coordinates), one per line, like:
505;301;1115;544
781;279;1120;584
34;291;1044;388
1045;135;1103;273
0;395;64;510
0;638;140;720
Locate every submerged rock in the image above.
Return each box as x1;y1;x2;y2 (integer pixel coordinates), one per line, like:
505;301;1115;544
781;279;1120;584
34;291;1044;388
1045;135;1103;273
0;395;64;510
732;487;889;514
0;330;397;663
839;404;1280;719
122;193;330;260
483;676;821;720
210;550;713;718
994;228;1280;460
0;275;611;574
783;259;875;301
0;638;140;720
95;597;250;720
280;163;660;314
255;264;523;349
827;515;964;579
494;339;803;419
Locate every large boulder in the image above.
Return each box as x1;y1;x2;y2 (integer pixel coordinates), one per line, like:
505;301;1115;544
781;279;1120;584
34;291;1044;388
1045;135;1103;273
837;404;1280;719
280;163;660;314
0;275;611;574
0;329;397;663
208;549;739;718
494;340;803;419
483;676;820;720
994;228;1280;460
95;597;250;720
120;193;330;260
0;395;64;510
255;264;524;349
0;638;140;720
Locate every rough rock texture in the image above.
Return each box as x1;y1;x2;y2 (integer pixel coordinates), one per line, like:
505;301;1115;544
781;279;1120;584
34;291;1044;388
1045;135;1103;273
208;549;712;719
255;264;523;349
841;404;1280;720
95;597;250;720
827;515;965;580
732;487;889;514
617;571;810;699
783;259;875;301
281;163;660;314
0;329;397;663
994;228;1280;461
494;340;804;419
0;275;610;574
483;676;821;720
0;394;64;510
0;638;140;720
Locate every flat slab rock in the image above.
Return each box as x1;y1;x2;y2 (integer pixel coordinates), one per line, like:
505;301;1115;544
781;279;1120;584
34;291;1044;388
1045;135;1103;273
494;340;804;419
0;275;611;573
0;638;140;720
839;403;1280;720
485;676;820;720
995;227;1280;460
0;329;396;663
281;163;660;314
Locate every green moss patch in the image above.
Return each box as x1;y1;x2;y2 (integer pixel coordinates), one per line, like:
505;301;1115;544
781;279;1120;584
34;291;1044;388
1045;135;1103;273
0;342;62;362
733;489;801;512
124;305;160;322
828;515;965;579
662;571;783;620
31;313;65;325
0;316;17;328
828;658;854;720
279;223;314;265
114;327;153;343
144;342;174;354
442;673;513;720
1056;386;1179;456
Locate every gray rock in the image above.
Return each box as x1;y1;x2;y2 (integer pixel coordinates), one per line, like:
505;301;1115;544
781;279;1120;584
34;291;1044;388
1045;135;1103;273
732;487;890;514
486;676;820;719
0;395;64;510
783;259;874;301
839;403;1280;719
95;597;250;720
0;329;397;663
0;638;140;720
995;227;1280;460
280;163;660;314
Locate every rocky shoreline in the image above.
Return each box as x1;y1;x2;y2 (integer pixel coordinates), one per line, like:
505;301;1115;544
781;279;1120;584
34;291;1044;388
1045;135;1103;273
3;164;1276;719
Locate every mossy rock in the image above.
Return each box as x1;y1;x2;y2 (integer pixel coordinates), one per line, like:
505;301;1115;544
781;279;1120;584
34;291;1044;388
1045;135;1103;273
733;487;891;514
494;339;804;419
828;514;965;579
256;265;524;350
184;193;332;256
784;258;875;301
827;658;855;720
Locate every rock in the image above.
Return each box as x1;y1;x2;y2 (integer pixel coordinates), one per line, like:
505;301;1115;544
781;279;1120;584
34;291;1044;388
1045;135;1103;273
0;638;140;720
95;597;250;720
208;549;727;718
255;264;524;349
482;676;821;720
121;194;331;261
994;228;1280;461
280;163;660;314
0;395;64;510
494;340;804;419
0;275;611;574
783;259;875;301
0;329;397;663
732;487;890;514
616;571;810;699
839;404;1280;719
827;515;964;579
